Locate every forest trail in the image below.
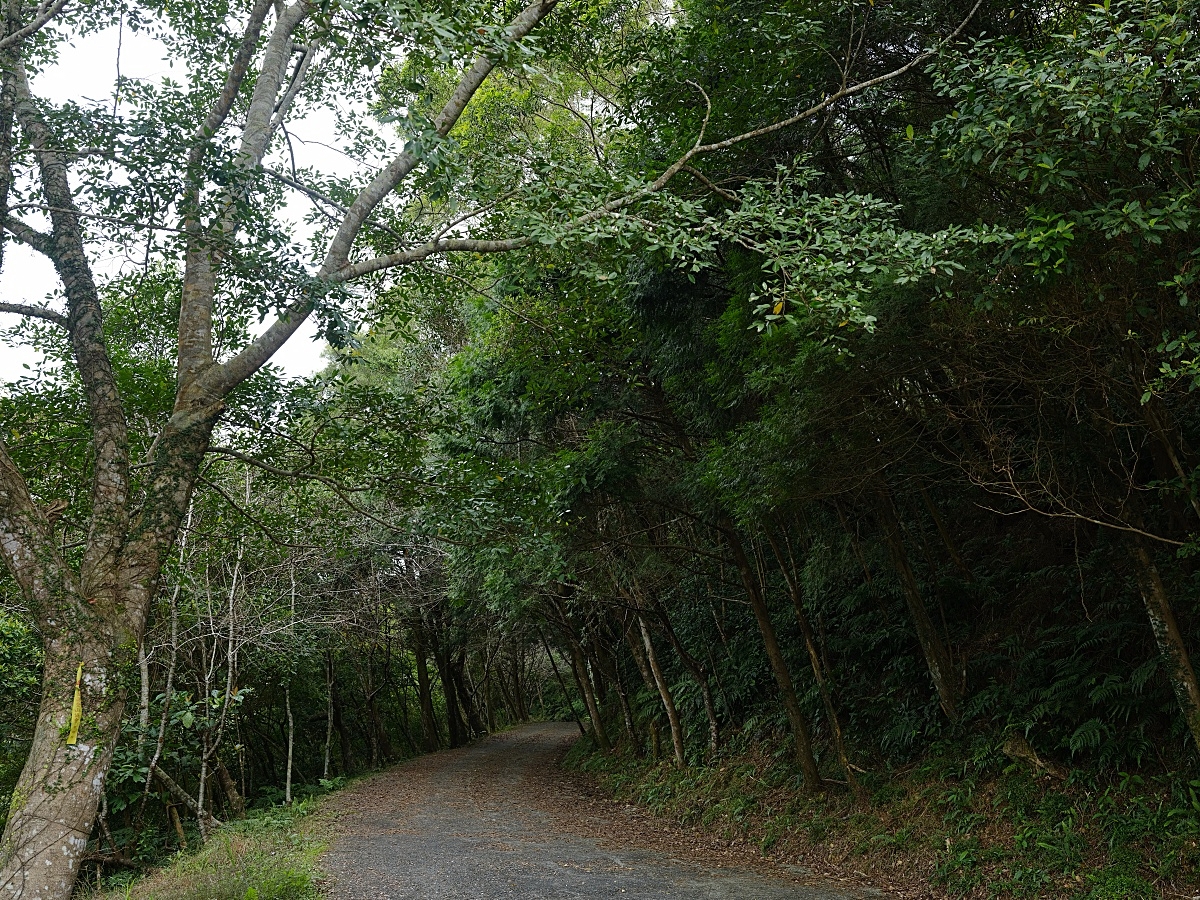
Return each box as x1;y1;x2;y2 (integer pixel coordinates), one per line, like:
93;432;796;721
319;722;884;899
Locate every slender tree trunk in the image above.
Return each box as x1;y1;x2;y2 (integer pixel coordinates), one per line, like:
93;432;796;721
541;633;586;736
876;485;961;720
1131;539;1200;752
216;759;244;818
137;641;150;755
568;640;611;751
323;652;334;779
918;484;973;582
724;526;822;790
430;632;465;748
483;672;498;731
766;531;863;800
593;641;639;752
284;684;294;804
196;750;212;842
651;601;719;754
638;615;685;767
330;664;355;774
452;652;483;739
169;806;187;850
411;625;440;752
511;652;529;721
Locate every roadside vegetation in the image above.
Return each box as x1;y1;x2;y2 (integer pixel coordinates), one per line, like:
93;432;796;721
80;801;325;900
569;737;1200;899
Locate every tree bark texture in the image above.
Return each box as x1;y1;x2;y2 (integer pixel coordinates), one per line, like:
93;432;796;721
1131;539;1200;752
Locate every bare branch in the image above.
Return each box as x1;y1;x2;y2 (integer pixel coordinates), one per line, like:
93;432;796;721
320;0;558;274
0;301;68;327
268;39;319;138
196;473;322;549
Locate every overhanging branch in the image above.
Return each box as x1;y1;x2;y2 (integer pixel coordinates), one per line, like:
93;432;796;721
0;301;67;328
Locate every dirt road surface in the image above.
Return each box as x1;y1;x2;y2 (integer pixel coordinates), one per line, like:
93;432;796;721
320;722;887;900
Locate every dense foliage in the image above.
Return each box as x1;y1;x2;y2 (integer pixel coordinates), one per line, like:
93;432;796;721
7;0;1200;897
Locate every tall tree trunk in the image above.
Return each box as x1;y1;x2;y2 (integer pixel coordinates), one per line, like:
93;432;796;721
452;651;484;739
637;615;685;767
0;632;126;900
766;531;862;800
540;632;586;736
918;484;974;582
650;599;719;754
216;759;245;818
724;525;822;790
330;663;356;774
569;640;611;751
593;642;639;752
511;651;529;721
1131;539;1200;752
0;417;217;898
411;623;440;752
876;484;961;720
137;640;151;755
284;684;294;804
430;632;465;749
323;651;334;779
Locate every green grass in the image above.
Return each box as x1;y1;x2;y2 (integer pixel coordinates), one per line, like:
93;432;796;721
81;800;326;900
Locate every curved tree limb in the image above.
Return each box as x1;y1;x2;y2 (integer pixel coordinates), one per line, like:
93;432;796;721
0;301;67;328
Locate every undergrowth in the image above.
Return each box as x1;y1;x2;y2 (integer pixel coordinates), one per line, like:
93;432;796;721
78;799;325;900
565;735;1200;899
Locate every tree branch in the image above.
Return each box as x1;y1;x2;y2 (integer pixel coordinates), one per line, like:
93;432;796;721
0;0;71;52
3;216;53;254
0;301;67;328
14;60;131;593
320;0;558;274
187;0;275;167
200;0;558;400
196;473;322;549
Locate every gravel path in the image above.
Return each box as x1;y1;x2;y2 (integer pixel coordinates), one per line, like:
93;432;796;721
319;722;886;900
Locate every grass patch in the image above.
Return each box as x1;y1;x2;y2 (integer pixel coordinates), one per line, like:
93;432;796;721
565;737;1200;898
81;799;326;900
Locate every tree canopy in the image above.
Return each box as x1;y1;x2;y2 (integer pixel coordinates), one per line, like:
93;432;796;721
6;0;1200;898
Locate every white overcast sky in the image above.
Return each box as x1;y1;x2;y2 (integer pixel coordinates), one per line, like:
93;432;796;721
0;23;349;383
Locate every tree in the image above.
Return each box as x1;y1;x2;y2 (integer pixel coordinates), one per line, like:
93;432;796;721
0;0;990;892
0;2;559;894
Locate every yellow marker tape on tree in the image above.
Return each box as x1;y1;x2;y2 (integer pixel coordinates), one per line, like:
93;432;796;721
66;663;83;746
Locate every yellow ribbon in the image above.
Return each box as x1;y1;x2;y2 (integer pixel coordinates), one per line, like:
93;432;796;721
66;663;83;746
